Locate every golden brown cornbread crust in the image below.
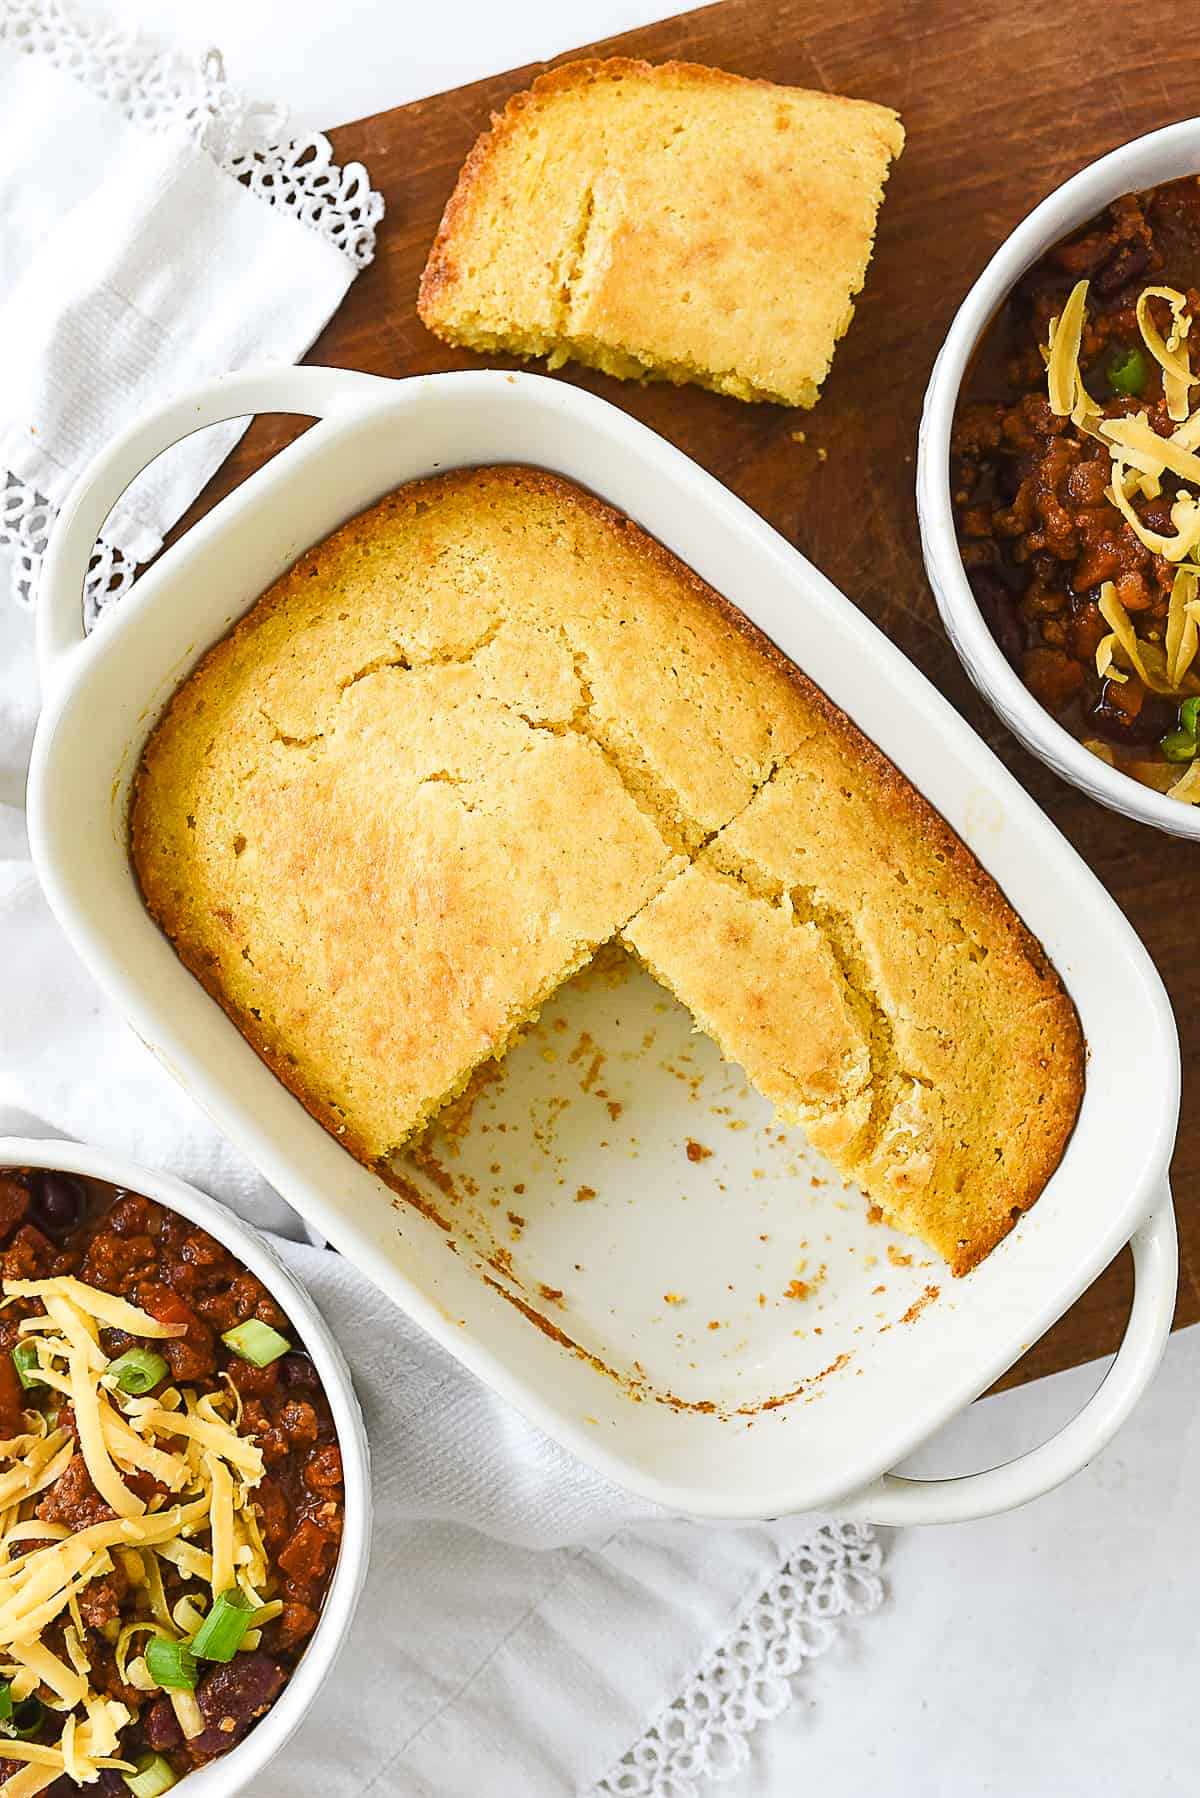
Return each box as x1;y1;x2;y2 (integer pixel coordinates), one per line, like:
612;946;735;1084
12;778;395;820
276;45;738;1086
418;57;904;408
133;466;1083;1275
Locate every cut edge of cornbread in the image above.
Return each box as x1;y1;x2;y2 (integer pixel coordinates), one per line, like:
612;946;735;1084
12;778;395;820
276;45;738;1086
418;56;904;409
212;928;603;1179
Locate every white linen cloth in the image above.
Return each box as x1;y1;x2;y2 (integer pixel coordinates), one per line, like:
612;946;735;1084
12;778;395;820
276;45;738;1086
0;0;382;800
0;9;885;1792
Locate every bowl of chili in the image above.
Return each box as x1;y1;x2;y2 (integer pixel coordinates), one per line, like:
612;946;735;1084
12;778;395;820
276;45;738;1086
918;116;1200;835
0;1137;370;1798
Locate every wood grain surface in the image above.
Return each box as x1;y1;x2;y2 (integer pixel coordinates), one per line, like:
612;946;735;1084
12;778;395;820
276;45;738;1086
174;0;1200;1392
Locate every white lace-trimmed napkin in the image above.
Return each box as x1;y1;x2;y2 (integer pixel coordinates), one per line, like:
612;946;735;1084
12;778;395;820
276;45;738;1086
0;7;887;1792
0;0;382;801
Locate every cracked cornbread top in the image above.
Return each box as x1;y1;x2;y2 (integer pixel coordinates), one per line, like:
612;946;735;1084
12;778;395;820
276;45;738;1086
132;467;1083;1274
418;58;904;409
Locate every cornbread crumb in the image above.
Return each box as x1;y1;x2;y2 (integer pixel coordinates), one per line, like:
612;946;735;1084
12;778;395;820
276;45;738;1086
418;57;904;408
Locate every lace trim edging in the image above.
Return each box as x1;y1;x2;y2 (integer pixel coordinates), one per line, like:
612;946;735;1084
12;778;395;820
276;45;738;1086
592;1521;884;1798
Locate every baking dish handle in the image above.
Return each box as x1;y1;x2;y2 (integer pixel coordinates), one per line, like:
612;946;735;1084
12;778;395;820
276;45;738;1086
36;363;394;688
838;1188;1177;1526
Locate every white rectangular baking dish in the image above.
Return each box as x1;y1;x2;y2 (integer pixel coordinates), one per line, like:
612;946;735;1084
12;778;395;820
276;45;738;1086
27;366;1179;1523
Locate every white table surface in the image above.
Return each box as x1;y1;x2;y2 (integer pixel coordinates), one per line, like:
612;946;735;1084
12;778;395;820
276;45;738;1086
61;3;1200;1792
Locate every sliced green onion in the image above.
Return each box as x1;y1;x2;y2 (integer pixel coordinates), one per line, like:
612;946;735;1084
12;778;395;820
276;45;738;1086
0;1681;12;1723
145;1633;197;1690
106;1348;169;1397
1107;346;1148;396
1181;696;1200;737
1161;728;1197;762
191;1587;252;1662
221;1319;291;1368
123;1753;179;1797
4;1694;43;1739
10;1342;43;1392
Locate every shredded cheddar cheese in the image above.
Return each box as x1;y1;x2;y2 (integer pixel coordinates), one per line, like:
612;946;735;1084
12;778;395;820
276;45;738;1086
0;1274;277;1791
1101;411;1200;487
1136;285;1194;421
1046;279;1091;416
1165;568;1200;687
3;1282;186;1342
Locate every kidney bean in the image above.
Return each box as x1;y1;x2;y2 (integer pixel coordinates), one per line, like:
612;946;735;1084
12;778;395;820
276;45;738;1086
190;1653;286;1760
27;1172;85;1239
280;1351;320;1392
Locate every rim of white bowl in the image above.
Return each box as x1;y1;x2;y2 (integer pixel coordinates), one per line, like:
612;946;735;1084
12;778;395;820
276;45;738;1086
918;115;1200;839
0;1136;372;1798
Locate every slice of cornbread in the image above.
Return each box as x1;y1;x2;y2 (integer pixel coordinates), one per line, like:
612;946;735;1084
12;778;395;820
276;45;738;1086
418;58;904;407
133;467;1084;1274
623;709;1084;1276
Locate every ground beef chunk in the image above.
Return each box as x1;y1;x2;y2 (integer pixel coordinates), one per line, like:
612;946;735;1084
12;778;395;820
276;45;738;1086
226;1357;280;1402
304;1441;343;1494
271;1600;320;1653
2;1223;56;1283
241;1397;289;1466
36;1453;116;1531
195;1269;290;1335
279;1400;319;1447
105;1192;165;1238
251;1476;291;1552
135;1281;217;1383
0;1175;31;1239
81;1228;160;1289
278;1516;335;1582
77;1561;129;1632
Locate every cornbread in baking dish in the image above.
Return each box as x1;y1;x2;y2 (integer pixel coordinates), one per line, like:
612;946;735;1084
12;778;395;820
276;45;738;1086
132;466;1084;1275
417;58;904;408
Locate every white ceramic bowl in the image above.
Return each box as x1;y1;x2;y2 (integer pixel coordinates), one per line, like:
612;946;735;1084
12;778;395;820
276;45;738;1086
0;1136;371;1798
919;116;1200;837
27;365;1179;1525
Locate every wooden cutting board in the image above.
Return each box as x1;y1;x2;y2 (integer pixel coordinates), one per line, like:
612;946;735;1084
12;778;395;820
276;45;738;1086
176;0;1200;1391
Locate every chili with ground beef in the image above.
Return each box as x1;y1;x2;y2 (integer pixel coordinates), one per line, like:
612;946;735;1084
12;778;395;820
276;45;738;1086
951;174;1200;789
0;1168;343;1793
